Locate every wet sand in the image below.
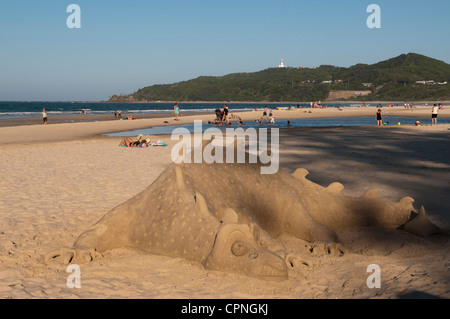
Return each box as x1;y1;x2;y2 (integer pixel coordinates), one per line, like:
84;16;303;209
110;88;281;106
0;112;209;128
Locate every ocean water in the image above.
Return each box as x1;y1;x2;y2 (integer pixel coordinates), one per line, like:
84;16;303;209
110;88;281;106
105;116;450;137
0;101;368;120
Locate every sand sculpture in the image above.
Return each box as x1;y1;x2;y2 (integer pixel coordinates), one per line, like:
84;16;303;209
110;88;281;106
47;156;441;281
47;138;441;280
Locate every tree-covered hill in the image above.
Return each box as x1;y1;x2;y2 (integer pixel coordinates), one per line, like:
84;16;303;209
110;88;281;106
116;53;450;102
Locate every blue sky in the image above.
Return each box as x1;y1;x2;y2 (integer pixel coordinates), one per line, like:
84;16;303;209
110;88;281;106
1;0;449;101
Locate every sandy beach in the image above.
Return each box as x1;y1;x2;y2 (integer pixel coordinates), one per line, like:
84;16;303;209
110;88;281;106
0;106;449;299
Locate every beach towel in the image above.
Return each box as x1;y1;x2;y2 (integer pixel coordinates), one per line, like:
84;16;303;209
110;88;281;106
151;141;168;147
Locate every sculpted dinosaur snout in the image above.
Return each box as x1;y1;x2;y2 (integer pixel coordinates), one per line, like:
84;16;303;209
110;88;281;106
203;223;288;281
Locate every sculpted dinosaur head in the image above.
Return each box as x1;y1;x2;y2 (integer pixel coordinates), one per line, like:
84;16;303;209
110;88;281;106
203;223;288;281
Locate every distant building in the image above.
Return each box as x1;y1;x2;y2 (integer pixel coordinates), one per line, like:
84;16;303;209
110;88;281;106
278;59;286;68
363;83;373;88
322;80;332;84
415;80;436;85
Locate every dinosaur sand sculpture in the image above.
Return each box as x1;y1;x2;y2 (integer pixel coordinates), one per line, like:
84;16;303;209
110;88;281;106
47;141;441;281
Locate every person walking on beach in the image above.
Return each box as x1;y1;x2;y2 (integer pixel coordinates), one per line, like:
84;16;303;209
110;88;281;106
42;108;48;125
174;102;180;121
376;108;383;126
432;104;439;125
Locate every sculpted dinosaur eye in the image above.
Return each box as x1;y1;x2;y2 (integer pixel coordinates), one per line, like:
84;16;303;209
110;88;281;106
231;240;249;256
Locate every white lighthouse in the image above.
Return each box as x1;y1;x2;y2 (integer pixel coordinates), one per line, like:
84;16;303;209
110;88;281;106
278;59;286;68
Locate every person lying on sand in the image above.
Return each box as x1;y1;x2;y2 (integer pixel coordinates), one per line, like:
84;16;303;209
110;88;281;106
119;137;139;147
119;134;144;147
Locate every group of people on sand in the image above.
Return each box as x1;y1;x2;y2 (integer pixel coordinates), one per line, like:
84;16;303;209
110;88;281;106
261;106;276;125
208;105;243;126
370;103;396;108
375;102;444;126
209;105;277;127
309;100;327;109
114;110;137;120
41;107;91;125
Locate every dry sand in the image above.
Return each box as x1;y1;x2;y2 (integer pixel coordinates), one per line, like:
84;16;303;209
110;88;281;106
0;107;449;299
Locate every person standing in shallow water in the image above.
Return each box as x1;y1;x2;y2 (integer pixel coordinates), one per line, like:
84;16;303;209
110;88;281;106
222;104;229;123
42;108;48;125
262;106;268;121
376;108;383;126
432;104;439;125
174;102;180;121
